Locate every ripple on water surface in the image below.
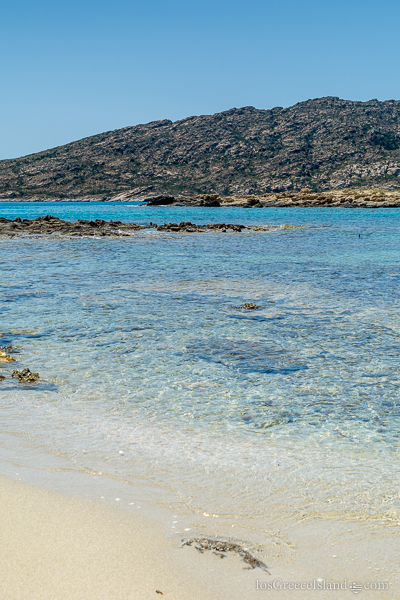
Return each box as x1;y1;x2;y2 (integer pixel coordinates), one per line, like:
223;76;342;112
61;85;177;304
1;205;400;529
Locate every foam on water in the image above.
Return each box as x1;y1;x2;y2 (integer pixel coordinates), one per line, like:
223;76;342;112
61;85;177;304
2;203;400;544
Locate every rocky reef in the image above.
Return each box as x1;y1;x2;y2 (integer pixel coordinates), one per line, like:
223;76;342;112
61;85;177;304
12;368;40;383
0;344;41;383
0;350;16;362
0;215;141;237
0;345;40;383
141;188;400;208
0;216;274;237
232;303;263;310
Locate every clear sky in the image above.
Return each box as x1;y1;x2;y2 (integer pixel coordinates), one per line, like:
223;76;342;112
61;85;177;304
1;0;400;159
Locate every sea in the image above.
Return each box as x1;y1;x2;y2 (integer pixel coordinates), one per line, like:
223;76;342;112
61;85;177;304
1;202;400;570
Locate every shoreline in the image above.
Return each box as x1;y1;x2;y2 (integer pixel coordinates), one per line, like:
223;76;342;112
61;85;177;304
0;430;398;600
3;188;400;207
0;474;236;600
1;465;398;600
1;201;399;598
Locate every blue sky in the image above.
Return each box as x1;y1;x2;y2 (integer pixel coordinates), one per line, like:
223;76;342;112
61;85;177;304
1;0;400;159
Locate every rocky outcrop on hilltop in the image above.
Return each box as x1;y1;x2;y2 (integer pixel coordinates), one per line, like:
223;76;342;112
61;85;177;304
3;97;400;199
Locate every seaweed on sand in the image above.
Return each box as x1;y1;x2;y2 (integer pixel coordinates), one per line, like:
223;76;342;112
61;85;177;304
181;538;270;573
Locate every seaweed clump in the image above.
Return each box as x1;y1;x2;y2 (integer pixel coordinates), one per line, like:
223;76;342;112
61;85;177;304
181;538;270;572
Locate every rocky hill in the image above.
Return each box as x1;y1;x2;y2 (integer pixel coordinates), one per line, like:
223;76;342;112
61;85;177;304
2;96;400;200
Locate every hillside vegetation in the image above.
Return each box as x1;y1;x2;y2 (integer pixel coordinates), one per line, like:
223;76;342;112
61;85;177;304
2;97;400;199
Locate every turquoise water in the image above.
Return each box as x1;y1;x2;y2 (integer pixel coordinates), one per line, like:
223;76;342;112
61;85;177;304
1;202;400;531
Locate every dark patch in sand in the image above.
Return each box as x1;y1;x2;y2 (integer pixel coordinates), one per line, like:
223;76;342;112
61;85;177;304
182;538;270;572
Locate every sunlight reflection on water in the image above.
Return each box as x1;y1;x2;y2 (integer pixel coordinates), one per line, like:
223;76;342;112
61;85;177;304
1;204;400;528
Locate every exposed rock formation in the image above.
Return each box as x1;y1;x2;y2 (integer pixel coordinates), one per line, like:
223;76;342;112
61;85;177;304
0;350;16;363
0;216;272;237
3;97;400;199
0;215;141;237
12;368;40;383
220;188;400;208
142;188;400;208
233;303;263;310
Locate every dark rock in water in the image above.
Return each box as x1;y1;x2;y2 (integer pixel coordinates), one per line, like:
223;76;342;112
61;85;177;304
186;338;306;375
233;303;263;310
142;193;221;207
182;538;269;572
196;195;221;207
12;368;40;383
242;198;261;208
155;221;244;233
0;216;271;237
0;350;16;363
143;195;176;206
0;215;142;237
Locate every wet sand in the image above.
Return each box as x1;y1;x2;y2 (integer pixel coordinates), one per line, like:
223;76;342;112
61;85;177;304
0;474;267;600
0;472;397;600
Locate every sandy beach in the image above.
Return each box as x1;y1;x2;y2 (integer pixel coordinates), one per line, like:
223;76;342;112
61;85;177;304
0;474;256;600
2;471;310;600
0;471;397;600
2;0;400;591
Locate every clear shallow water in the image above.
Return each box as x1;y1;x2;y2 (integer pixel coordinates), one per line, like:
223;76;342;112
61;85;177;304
2;203;400;536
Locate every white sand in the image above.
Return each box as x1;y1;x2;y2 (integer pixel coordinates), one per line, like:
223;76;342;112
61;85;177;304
0;475;262;600
0;474;398;599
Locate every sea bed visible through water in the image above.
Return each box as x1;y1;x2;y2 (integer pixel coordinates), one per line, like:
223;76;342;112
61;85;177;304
1;202;400;592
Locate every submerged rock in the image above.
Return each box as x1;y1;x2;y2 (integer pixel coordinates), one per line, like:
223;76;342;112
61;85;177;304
233;303;263;310
0;350;16;363
155;221;243;233
12;368;40;383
